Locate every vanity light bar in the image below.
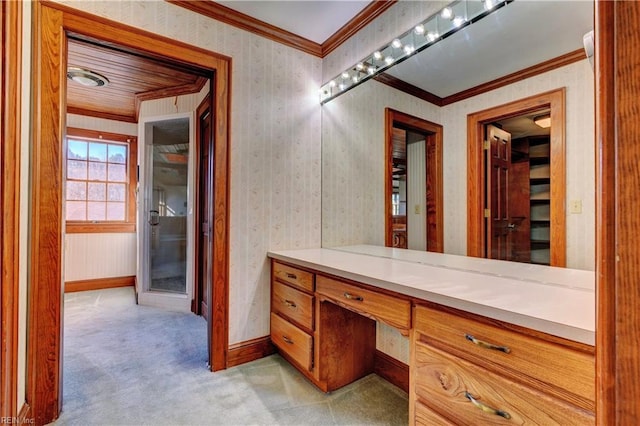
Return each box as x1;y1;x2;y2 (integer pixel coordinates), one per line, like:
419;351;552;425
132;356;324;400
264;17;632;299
319;0;513;105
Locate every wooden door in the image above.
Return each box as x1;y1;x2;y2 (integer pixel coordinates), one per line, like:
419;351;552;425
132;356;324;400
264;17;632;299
195;94;212;322
486;125;512;260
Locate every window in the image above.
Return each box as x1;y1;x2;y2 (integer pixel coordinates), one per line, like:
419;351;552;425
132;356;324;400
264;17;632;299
65;128;137;233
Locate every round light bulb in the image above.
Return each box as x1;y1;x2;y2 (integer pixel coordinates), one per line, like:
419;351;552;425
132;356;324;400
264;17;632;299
352;75;358;83
329;80;336;88
356;62;364;71
414;24;425;35
427;32;439;42
367;66;376;75
341;72;350;79
404;45;415;55
391;38;402;49
483;0;495;10
338;83;346;91
441;7;453;19
453;16;465;27
373;51;383;60
384;56;395;65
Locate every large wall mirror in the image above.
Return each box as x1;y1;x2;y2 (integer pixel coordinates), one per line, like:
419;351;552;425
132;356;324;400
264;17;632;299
321;0;595;271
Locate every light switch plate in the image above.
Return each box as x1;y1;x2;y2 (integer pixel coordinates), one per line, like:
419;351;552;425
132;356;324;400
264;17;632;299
569;199;582;214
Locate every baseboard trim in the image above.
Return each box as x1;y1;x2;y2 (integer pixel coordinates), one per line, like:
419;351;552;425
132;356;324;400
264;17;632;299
227;336;276;368
64;275;135;293
18;402;32;424
374;350;409;393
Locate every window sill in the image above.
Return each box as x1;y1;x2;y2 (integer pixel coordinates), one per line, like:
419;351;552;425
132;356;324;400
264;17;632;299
66;223;136;234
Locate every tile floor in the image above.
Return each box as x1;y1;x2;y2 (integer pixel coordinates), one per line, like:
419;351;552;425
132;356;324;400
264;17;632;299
53;287;408;425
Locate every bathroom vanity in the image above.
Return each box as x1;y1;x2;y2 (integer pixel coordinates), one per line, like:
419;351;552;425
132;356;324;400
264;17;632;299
268;245;594;425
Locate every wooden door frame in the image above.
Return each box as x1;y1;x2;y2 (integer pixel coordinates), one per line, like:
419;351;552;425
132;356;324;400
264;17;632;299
29;2;230;423
466;89;566;266
595;1;640;423
384;108;443;252
1;0;23;418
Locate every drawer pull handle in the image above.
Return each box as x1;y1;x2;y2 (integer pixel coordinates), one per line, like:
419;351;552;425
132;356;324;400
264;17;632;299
465;334;511;354
286;272;297;279
464;391;511;420
282;336;294;344
284;299;297;308
343;292;364;302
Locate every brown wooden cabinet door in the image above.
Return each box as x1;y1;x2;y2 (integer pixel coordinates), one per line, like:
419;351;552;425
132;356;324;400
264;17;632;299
486;124;513;261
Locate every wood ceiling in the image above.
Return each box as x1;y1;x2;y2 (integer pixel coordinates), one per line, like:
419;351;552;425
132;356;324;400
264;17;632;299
66;38;208;123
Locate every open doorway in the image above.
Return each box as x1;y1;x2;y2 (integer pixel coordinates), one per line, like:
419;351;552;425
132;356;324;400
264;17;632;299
385;109;443;252
467;89;566;266
29;3;230;422
138;115;195;310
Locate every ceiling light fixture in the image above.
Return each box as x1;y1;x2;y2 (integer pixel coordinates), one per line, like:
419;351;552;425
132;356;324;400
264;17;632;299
67;67;110;87
534;114;551;129
319;0;513;104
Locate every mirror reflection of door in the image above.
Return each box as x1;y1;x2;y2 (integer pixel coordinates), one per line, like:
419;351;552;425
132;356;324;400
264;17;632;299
392;128;429;249
484;108;552;265
385;109;443;252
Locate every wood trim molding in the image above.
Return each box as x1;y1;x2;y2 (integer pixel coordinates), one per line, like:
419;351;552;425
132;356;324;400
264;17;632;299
373;350;409;393
595;1;616;424
596;1;640;424
167;0;397;59
1;0;22;417
384;108;443;252
30;2;231;423
17;403;32;424
375;73;443;107
322;1;398;57
133;76;208;122
66;106;137;123
376;50;586;108
64;276;135;293
442;49;585;106
466;88;566;267
167;0;322;57
227;336;277;368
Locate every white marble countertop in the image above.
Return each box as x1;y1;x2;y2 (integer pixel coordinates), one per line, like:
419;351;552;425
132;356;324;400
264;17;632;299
267;245;595;345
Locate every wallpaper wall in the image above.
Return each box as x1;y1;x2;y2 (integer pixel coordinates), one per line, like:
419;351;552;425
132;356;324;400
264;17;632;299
56;0;323;345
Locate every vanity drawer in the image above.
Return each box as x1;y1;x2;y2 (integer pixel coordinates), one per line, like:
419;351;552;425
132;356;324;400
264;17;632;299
273;261;314;292
272;281;314;331
414;341;594;425
414;305;595;406
414;400;455;426
316;275;410;330
270;313;313;371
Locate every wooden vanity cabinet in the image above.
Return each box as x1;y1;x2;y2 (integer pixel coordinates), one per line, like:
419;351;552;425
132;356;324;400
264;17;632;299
410;304;595;425
270;260;377;392
270;261;316;375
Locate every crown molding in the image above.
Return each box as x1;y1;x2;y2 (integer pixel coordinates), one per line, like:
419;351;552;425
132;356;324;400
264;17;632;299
168;0;322;56
375;49;586;107
168;0;398;58
322;1;397;57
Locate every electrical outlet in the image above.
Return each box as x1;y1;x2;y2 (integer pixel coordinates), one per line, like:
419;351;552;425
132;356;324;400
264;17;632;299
414;205;420;214
569;199;582;214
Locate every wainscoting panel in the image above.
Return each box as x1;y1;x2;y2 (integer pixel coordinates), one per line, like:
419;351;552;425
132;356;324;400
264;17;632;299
64;233;136;282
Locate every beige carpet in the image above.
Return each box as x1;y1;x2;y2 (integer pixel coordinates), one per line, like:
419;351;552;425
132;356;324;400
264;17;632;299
53;287;408;425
